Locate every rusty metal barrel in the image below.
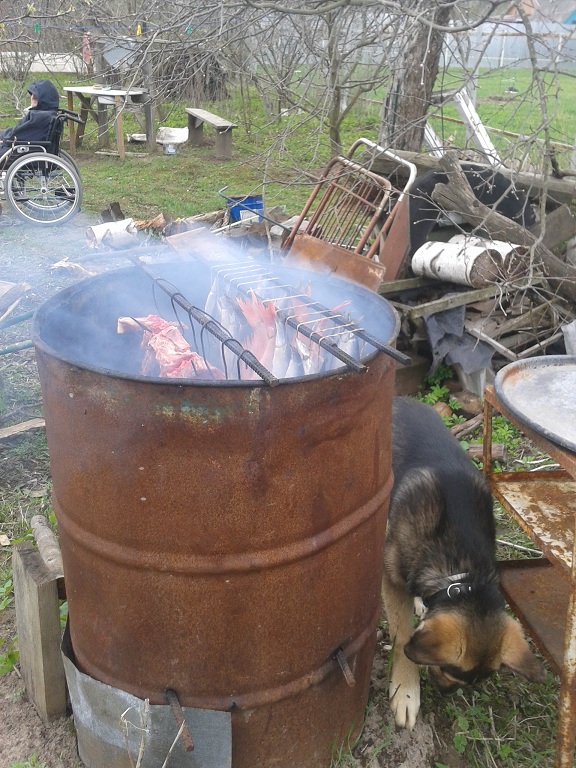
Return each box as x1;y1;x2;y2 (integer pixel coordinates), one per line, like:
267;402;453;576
33;263;399;768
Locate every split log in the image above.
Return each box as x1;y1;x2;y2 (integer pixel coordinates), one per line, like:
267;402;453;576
431;151;576;304
86;218;139;249
31;515;64;580
133;212;173;233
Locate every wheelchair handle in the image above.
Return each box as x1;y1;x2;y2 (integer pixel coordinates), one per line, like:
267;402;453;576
59;109;85;125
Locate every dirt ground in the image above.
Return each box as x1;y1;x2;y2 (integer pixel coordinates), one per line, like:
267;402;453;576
0;601;455;768
0;608;82;767
0;209;465;768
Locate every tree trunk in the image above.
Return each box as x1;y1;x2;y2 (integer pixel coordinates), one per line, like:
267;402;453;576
327;13;343;156
328;82;343;156
380;1;452;152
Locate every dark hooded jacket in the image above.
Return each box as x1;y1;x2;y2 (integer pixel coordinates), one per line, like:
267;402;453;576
0;80;60;146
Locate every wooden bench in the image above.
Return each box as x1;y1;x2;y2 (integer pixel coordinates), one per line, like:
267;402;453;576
185;108;237;160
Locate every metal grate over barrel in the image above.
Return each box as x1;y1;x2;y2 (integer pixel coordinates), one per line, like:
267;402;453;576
33;262;399;768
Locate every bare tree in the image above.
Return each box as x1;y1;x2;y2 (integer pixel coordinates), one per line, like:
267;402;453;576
0;0;76;86
240;0;503;152
379;1;453;151
234;4;393;154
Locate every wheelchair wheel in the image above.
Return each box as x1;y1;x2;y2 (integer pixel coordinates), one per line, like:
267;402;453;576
58;149;81;176
5;152;82;225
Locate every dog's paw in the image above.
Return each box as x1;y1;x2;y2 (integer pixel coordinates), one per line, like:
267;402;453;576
389;663;421;730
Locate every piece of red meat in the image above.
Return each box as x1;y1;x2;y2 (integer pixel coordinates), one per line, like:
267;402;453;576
117;314;225;380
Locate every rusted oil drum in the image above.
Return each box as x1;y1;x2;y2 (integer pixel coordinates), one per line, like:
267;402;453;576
33;263;399;768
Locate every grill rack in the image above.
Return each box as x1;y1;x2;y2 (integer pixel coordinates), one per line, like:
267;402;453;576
130;256;408;385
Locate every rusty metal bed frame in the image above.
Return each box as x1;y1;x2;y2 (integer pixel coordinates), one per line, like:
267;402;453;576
282;139;417;289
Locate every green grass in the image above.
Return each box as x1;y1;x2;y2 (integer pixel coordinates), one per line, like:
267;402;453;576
428;68;576;170
9;756;47;768
426;674;558;768
67;67;576;218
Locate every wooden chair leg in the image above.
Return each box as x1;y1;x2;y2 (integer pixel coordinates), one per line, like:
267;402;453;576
187;115;204;147
215;128;233;160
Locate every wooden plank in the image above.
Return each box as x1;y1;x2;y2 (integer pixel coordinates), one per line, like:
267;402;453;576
515;330;565;358
464;321;519;361
404;284;502;320
0;418;45;441
465;304;550;347
493;304;550;338
94;150;148;158
12;542;67;721
378;276;434;294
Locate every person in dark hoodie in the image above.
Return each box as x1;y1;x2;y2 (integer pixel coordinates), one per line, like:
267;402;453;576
0;79;60;151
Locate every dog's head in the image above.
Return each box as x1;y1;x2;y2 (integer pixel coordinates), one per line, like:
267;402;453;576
403;608;545;692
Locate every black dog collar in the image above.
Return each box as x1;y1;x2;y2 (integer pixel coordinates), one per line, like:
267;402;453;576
422;573;474;609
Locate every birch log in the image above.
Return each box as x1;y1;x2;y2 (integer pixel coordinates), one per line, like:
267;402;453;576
86;218;139;249
411;241;503;288
431;152;576;303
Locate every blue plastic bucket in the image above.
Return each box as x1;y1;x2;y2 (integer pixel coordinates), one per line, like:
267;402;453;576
227;194;264;223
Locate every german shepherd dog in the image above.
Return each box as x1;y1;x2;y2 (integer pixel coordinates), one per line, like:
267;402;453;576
382;397;545;729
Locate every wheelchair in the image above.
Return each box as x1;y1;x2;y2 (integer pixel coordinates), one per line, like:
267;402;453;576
0;108;83;225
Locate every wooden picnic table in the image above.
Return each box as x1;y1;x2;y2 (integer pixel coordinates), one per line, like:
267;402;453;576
63;86;148;160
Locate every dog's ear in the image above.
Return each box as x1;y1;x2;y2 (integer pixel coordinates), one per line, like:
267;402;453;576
500;615;546;683
403;613;462;666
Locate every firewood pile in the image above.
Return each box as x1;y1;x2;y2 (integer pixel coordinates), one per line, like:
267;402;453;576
374;150;576;395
